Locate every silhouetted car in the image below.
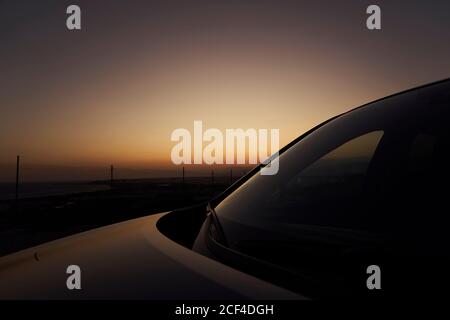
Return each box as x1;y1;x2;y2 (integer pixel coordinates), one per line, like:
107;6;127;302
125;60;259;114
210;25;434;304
0;79;449;299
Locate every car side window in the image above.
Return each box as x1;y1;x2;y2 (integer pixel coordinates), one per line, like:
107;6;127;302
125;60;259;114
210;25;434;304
395;129;450;233
408;133;438;175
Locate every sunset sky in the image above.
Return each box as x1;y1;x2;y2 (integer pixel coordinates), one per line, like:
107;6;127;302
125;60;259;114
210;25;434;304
1;0;450;181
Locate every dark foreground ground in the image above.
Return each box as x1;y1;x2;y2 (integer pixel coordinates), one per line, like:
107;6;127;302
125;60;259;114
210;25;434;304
0;177;236;257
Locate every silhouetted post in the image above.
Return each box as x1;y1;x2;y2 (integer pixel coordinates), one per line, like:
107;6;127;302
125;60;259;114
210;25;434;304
110;165;114;185
182;166;185;186
15;155;20;203
230;168;233;185
211;169;214;185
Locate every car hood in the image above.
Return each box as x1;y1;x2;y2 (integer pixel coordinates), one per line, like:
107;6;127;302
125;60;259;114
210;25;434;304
0;212;302;299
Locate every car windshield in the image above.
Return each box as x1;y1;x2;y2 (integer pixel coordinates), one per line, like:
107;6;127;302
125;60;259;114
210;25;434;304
212;87;450;266
215;129;383;231
213;107;389;244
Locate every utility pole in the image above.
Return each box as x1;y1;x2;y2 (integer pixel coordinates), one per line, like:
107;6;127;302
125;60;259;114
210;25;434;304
182;166;185;186
15;155;20;203
110;164;114;185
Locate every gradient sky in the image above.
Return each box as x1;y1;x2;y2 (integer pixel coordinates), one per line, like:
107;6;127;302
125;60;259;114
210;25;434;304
1;0;450;181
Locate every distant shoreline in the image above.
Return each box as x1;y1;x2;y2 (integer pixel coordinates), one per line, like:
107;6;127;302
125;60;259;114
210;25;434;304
0;182;111;201
0;176;242;201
